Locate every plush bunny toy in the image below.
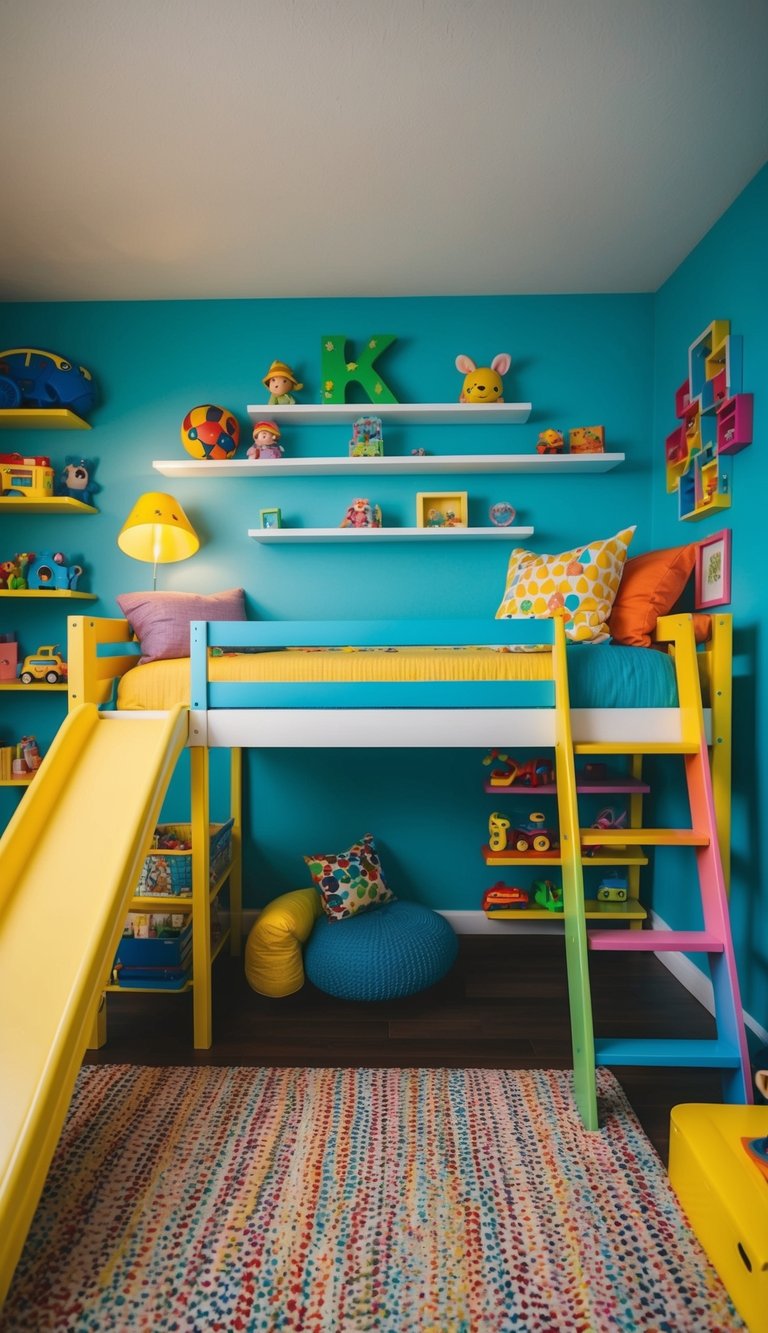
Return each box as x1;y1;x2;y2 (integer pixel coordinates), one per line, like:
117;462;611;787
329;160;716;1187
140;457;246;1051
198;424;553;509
456;353;512;403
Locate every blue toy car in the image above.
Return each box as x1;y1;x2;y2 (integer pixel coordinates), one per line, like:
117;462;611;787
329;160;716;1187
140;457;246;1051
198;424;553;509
0;348;97;417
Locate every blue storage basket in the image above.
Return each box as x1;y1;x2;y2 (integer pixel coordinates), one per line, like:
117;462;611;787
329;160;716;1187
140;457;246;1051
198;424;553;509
135;819;233;897
304;900;458;1001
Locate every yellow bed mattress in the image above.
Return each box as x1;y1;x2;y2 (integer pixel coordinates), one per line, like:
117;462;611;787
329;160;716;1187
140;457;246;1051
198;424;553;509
114;644;680;711
116;648;551;710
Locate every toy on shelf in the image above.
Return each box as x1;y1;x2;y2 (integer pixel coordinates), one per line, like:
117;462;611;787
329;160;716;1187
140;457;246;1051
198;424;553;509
488;812;511;853
263;360;303;406
569;426;605;454
0;553;31;589
339;498;382;528
483;750;554;787
482;882;529;912
455;353;511;403
0;453;54;499
56;456;99;506
510;812;558;854
416;491;468;528
248;420;284;460
26;550;83;591
180;404;240;460
19;645;68;684
349;415;384;457
0;348;97;417
10;735;42;779
665;319;753;521
411;448;429;456
321;335;398;404
489;502;517;527
584;806;627;857
536;429;565;455
0;632;18;681
596;872;628;904
533;879;563;912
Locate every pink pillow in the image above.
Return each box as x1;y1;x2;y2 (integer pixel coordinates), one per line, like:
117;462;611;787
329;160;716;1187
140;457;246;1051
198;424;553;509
116;589;246;664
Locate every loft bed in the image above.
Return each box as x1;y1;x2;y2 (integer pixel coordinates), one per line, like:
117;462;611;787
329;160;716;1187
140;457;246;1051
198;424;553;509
66;609;743;1131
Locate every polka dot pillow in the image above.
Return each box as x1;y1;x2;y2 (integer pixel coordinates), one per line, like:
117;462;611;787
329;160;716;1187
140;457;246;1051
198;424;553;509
495;526;636;643
304;833;395;921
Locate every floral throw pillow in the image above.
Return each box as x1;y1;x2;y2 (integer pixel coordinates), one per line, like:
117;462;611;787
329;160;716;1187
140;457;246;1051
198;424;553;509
495;526;636;644
304;833;395;920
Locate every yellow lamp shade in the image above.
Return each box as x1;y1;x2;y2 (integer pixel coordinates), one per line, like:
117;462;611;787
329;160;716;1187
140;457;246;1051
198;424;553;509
118;492;199;566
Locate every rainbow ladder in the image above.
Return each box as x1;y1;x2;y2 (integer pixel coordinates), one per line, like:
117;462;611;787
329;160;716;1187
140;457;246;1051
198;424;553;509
549;614;752;1132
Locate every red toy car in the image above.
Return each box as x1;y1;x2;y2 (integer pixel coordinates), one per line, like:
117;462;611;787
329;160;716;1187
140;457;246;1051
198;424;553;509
482;882;529;911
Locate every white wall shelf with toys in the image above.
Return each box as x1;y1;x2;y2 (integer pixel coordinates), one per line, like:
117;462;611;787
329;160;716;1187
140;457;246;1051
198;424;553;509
245;402;533;426
248;525;535;544
155;454;624;479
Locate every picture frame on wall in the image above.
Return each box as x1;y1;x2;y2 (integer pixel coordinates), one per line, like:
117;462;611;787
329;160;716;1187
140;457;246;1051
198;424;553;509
260;507;282;529
695;528;732;609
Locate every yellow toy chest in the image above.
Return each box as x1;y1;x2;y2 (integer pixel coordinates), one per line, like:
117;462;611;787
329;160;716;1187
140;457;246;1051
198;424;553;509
669;1103;768;1331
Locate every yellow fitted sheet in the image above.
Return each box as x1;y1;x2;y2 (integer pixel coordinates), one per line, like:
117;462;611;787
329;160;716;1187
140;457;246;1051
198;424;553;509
116;648;551;710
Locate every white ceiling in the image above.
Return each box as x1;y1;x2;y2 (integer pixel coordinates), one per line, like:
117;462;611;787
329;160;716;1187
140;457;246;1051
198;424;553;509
2;0;767;302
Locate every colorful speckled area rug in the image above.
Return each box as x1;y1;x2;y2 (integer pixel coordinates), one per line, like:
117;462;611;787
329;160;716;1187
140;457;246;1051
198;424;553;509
1;1065;742;1332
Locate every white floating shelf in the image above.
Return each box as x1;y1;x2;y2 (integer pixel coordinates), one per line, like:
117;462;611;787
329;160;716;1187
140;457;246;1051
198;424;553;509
245;402;532;425
248;526;535;544
154;453;624;479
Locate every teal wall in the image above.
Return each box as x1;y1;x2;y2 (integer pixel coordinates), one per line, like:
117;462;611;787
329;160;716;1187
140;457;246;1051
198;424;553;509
651;163;768;1033
0;294;654;909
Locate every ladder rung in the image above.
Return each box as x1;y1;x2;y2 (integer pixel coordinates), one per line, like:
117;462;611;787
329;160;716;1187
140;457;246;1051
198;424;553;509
574;742;698;755
588;930;724;953
594;1038;741;1069
580;828;709;847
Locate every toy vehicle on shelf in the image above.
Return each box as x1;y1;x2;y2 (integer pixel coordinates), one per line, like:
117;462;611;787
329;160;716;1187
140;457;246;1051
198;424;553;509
19;645;68;684
0;453;54;499
596;873;628;904
510;812;558;853
483;750;555;788
482;882;529;911
532;879;563;912
584;806;627;856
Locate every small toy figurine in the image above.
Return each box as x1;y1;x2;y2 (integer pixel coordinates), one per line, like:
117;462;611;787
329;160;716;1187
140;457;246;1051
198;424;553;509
339;497;382;528
27;550;82;591
455;353;512;403
533;879;563;913
181;404;240;459
569;426;605;453
488;812;511;853
596;873;628;904
426;507;444;526
411;448;429;456
1;553;31;589
349;415;384;457
263;360;303;405
489;502;517;526
536;429;565;454
57;456;99;506
248;421;284;459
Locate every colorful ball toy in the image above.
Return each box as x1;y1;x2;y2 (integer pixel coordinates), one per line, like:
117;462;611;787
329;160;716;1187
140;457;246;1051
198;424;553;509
180;404;240;460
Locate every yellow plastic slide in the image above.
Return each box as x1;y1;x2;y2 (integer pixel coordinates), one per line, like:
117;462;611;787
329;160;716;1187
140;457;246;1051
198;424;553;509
0;703;188;1304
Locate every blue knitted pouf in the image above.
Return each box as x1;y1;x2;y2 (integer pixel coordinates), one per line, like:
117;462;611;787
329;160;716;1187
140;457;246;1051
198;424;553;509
304;900;458;1001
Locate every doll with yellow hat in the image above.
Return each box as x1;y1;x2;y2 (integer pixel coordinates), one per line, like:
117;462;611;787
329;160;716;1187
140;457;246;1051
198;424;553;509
248;420;284;460
263;360;303;405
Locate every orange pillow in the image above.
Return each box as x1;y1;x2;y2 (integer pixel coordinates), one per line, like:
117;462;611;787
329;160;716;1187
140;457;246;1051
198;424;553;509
608;545;697;647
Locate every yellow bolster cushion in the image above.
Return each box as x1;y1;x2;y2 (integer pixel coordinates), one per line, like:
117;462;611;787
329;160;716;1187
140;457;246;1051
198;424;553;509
244;888;322;997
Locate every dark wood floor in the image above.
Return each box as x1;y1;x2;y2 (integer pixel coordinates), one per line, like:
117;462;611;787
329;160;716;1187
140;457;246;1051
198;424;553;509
84;935;724;1163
